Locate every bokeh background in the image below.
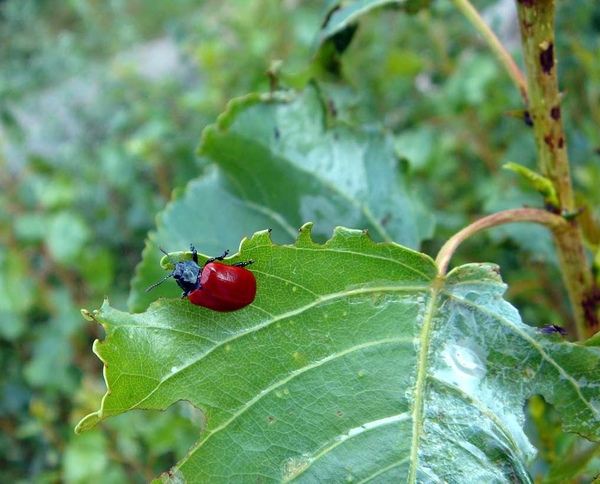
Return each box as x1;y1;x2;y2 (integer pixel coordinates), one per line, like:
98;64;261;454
1;0;598;481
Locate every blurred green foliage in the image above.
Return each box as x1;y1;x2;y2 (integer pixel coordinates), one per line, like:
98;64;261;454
1;0;598;481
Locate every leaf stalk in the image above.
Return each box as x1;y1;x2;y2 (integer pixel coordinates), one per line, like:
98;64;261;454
435;208;568;276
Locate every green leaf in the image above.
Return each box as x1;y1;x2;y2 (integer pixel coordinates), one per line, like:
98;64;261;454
503;162;560;207
527;395;600;483
315;0;433;60
24;289;83;393
63;432;114;483
129;84;433;312
318;1;404;46
47;211;90;266
0;249;34;340
80;226;600;482
200;86;431;245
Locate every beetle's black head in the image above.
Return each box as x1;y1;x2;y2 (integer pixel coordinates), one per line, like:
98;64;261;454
172;259;201;296
146;246;202;297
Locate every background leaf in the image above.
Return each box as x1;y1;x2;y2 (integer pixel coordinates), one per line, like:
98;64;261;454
318;1;405;47
81;226;600;482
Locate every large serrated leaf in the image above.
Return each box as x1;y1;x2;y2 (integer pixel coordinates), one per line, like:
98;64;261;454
129;85;433;312
198;86;431;246
80;225;600;482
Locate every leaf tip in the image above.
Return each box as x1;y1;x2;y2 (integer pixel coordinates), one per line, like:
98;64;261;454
80;308;96;322
296;222;316;246
74;411;102;434
241;227;275;250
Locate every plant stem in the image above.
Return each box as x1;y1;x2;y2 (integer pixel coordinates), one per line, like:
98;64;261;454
435;208;568;276
516;0;596;340
450;0;528;103
517;1;572;208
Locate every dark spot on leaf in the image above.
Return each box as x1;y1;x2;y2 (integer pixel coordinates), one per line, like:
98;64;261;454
544;135;553;149
523;366;535;379
336;410;343;417
558;137;564;149
540;43;554;74
583;284;600;332
545;201;560;214
267;416;275;424
523;110;533;126
274;127;280;139
327;100;338;118
380;213;392;227
550;106;561;120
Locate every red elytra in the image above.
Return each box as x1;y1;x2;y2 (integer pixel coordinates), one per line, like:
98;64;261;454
188;261;257;312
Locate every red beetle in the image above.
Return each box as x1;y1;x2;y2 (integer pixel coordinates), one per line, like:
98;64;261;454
146;245;256;312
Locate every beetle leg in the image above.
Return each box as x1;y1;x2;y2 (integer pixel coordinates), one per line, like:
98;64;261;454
233;259;254;268
190;245;199;263
206;250;229;264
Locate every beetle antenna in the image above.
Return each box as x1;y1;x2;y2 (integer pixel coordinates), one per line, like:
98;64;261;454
146;246;177;292
158;246;176;265
146;273;174;292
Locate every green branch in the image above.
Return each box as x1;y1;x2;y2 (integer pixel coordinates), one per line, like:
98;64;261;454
449;0;597;339
515;1;595;340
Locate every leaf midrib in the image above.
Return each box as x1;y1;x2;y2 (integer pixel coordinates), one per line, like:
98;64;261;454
408;278;442;482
